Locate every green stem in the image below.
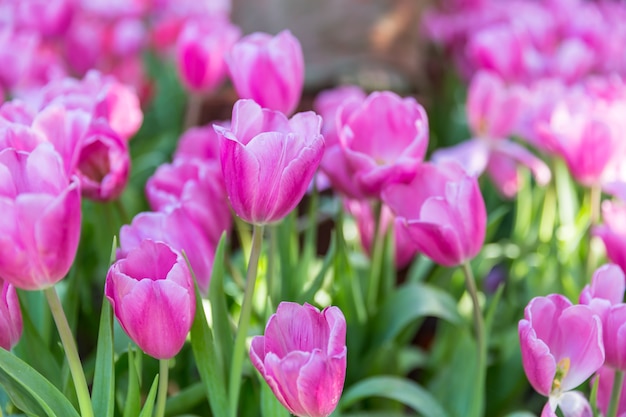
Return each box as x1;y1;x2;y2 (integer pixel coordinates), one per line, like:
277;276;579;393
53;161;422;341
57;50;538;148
461;262;486;417
228;224;264;417
608;370;624;417
366;201;384;312
183;93;203;131
155;359;170;417
587;184;602;280
44;287;94;417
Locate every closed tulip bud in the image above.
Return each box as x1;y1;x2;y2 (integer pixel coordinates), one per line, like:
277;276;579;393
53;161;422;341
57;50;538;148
0;143;81;290
226;30;304;115
250;302;347;417
382;161;486;267
214;99;324;225
176;18;241;94
105;239;195;360
0;279;22;350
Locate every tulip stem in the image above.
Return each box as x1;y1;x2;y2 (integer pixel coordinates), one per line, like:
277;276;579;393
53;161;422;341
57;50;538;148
366;201;384;313
229;224;264;417
43;286;94;417
586;184;603;280
608;370;624;417
183;93;203;131
461;261;486;417
155;359;170;417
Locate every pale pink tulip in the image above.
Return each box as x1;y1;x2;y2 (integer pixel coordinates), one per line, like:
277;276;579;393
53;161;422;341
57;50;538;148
382;161;486;267
106;239;195;359
0;143;81;290
594;366;626;417
250;302;347;417
226;30;304;115
579;263;625;320
0;279;22;350
214;99;324;224
594;201;626;275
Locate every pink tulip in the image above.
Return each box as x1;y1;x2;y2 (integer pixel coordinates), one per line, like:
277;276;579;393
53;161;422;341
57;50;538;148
594;366;626;417
0;143;81;290
519;294;604;416
338;91;429;198
382;161;486;267
579;263;625;320
250;302;347;417
0;279;22;351
175;17;241;93
174;122;226;162
118;209;216;295
106;239;195;359
214;99;324;225
594;201;626;274
226;30;304;115
76;120;129;201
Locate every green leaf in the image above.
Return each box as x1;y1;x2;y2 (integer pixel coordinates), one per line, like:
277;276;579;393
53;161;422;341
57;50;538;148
339;376;448;417
208;234;232;382
298;231;337;303
164;382;206;416
371;283;461;348
138;375;159;417
122;349;141;417
190;280;229;417
91;299;115;417
0;347;80;417
260;377;290;417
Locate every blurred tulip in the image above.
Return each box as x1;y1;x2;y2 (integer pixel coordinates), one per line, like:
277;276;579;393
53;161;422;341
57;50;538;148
105;239;195;359
594;201;626;274
519;294;603;416
338;91;429;198
174;122;225;162
214;99;324;225
175;17;240;93
382;161;486;267
250;302;347;417
579;263;625;320
594;366;626;417
0;279;22;351
226;30;304;115
0;143;81;290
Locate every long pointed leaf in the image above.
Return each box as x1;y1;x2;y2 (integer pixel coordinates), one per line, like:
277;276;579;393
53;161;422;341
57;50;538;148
138;375;159;417
208;234;232;382
91;299;115;417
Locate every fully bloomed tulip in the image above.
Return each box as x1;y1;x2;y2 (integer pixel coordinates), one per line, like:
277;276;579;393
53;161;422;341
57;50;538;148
0;279;22;351
105;239;195;359
226;30;304;115
175;17;241;93
381;161;486;267
214;99;324;225
338;91;429;198
594;201;626;274
250;302;347;417
0;144;81;290
519;294;604;417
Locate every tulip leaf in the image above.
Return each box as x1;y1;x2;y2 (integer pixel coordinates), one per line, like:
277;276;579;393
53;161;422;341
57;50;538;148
260;377;290;417
0;347;80;417
91;299;115;417
370;283;461;348
298;231;337;303
190;280;229;417
122;348;141;417
339;375;449;417
138;375;159;417
208;234;233;380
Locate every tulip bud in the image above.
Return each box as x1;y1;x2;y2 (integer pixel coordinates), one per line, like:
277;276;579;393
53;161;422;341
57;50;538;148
226;30;304;115
250;302;347;417
105;239;195;360
0;279;22;351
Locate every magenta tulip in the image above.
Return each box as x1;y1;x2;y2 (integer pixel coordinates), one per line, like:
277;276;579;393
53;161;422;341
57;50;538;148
579;263;625;320
174;122;226;162
519;294;604;416
0;144;81;290
214;99;324;225
338;91;429;198
382;161;486;267
105;239;195;359
226;30;304;115
176;17;241;93
250;302;347;417
0;279;22;350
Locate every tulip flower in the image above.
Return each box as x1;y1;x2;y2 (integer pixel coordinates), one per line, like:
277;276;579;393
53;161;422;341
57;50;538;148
594;366;626;417
0;144;81;290
382;161;486;267
594;201;626;274
0;279;22;351
519;294;604;417
175;17;241;93
174;122;226;162
337;91;429;198
105;239;195;359
250;302;347;417
226;30;304;115
214;99;324;225
579;263;625;320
